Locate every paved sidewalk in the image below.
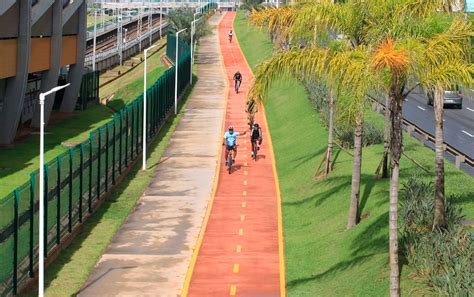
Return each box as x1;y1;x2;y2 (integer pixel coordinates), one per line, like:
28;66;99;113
79;14;226;297
185;12;285;297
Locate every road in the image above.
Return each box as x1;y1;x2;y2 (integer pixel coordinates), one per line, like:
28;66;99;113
402;88;474;160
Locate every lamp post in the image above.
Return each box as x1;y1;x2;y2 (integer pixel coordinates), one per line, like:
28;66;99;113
92;10;97;71
190;17;201;85
38;83;70;297
142;44;157;171
174;28;187;115
159;0;162;39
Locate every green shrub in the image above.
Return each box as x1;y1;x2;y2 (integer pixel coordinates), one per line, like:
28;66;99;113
336;122;384;149
305;79;383;149
400;175;473;296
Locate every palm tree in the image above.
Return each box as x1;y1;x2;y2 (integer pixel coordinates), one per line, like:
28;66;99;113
368;16;472;295
250;1;372;226
249;1;472;295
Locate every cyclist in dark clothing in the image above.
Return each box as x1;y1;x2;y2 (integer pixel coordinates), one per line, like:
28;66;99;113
250;123;263;159
233;71;242;93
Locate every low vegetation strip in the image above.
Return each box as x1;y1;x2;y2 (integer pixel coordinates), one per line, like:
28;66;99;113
0;39;191;296
234;11;473;296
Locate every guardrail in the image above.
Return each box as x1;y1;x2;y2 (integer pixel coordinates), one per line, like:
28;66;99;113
368;95;474;170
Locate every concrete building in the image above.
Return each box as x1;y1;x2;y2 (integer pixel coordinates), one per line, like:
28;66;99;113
0;0;87;145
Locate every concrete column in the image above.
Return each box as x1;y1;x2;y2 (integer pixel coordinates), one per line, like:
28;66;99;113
60;0;86;112
31;0;63;128
0;0;32;145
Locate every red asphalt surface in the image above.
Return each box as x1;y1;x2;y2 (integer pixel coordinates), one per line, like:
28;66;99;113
187;12;283;297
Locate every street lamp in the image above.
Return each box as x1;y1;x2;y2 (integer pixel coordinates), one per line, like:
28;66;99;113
190;17;201;85
174;28;187;115
38;83;70;297
92;11;98;71
142;44;157;170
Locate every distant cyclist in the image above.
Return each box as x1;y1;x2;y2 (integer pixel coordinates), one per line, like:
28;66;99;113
233;71;242;93
245;99;257;129
250;123;263;159
223;126;246;165
228;30;233;43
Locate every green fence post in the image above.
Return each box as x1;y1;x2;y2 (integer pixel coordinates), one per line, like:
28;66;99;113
136;98;140;155
68;148;73;233
105;123;109;192
131;102;135;160
112;116;116;185
97;127;102;198
125;106;129;167
88;132;93;213
29;173;35;277
56;156;61;245
13;189;19;295
44;164;49;257
119;110;123;175
79;143;84;222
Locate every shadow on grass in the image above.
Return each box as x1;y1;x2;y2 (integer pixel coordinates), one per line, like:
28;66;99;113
0;101;127;199
287;253;382;289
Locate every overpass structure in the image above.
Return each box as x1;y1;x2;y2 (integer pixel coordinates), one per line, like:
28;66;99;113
0;0;88;145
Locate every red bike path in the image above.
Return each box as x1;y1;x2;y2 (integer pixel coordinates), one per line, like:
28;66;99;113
182;12;286;297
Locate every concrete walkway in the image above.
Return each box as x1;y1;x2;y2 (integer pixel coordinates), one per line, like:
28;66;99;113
79;14;226;297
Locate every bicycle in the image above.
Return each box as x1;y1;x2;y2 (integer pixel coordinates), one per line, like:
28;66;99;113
234;79;241;94
225;147;234;174
251;140;259;161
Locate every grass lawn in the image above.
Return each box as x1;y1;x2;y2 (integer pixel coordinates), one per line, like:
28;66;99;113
0;105;114;199
101;45;168;111
30;77;197;297
234;11;474;297
0;44;168;200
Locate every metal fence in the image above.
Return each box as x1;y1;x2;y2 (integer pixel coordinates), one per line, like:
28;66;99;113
0;36;191;296
77;70;100;110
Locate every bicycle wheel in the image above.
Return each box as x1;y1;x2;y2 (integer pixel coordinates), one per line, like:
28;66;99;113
253;143;258;161
228;153;232;174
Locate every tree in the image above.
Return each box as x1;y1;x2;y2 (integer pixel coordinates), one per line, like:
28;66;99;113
240;0;265;11
167;7;209;44
249;1;472;295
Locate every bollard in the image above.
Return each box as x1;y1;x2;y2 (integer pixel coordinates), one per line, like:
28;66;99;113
455;155;465;169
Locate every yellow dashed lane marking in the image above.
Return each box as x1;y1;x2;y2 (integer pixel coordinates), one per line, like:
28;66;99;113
243;190;247;196
230;285;237;296
244;171;248;175
233;264;240;273
243;180;247;186
240;214;245;221
236;245;242;253
238;228;244;236
244;162;248;166
242;202;246;208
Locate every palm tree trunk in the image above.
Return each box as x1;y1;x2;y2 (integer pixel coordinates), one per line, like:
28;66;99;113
389;94;402;297
433;87;447;229
325;86;335;175
382;95;391;178
347;119;363;229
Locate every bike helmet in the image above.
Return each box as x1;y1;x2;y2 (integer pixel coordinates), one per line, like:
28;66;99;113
254;123;259;128
228;125;234;131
